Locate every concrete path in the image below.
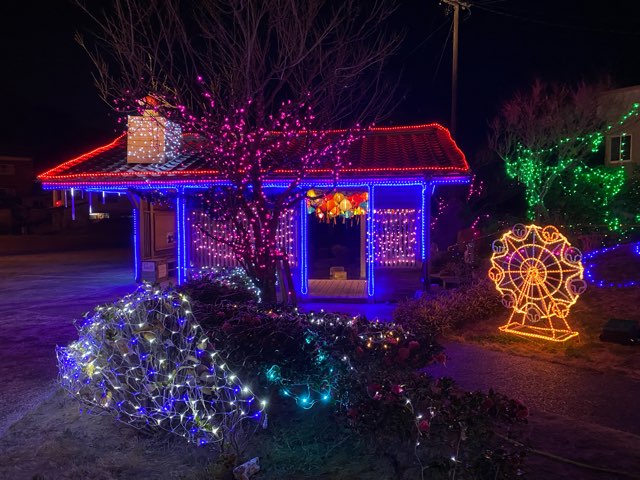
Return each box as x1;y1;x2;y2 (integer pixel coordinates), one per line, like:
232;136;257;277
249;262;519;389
429;341;640;436
0;249;135;436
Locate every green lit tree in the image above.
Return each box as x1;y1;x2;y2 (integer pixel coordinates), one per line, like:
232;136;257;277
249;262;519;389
489;80;610;221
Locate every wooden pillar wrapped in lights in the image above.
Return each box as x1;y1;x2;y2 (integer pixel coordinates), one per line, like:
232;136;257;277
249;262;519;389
488;224;586;342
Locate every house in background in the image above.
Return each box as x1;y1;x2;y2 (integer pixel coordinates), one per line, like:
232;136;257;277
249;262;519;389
38;115;471;301
598;85;640;166
0;154;49;234
0;151;131;240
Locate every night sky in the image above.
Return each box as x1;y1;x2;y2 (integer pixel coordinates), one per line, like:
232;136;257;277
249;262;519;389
2;0;640;172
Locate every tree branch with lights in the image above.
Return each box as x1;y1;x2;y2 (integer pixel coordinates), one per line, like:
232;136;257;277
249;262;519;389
75;0;402;302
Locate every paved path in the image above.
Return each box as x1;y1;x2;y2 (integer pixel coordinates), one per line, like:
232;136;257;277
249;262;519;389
429;341;640;436
0;249;135;436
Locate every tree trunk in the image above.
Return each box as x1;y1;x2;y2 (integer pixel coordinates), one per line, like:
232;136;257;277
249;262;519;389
258;266;278;304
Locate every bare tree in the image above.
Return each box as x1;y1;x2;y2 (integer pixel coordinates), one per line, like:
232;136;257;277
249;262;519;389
489;79;609;221
76;0;402;302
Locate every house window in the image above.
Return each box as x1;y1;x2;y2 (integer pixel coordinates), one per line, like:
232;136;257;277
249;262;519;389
611;135;631;162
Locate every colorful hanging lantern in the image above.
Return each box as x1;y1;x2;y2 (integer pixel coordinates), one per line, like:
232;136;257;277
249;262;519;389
306;189;368;221
339;198;352;211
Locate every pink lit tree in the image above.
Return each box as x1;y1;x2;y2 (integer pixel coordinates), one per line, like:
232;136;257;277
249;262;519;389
76;0;401;302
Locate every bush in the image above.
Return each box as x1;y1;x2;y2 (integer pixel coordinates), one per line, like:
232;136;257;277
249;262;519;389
57;284;264;450
393;280;502;334
183;267;261;305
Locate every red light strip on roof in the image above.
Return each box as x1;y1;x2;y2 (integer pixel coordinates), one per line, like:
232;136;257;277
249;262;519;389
42;165;467;181
38;134;126;180
38;123;469;181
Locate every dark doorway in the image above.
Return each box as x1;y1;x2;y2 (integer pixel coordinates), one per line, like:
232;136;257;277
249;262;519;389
309;216;362;280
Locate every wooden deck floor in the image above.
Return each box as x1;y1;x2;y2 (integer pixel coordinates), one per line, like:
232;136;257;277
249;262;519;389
308;279;367;298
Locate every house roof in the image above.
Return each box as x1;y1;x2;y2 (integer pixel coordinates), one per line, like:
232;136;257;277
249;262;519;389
38;123;470;186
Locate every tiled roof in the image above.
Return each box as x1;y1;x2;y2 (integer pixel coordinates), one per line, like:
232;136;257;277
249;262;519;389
38;123;469;183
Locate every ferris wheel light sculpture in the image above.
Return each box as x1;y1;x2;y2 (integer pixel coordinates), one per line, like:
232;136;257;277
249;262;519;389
489;224;586;342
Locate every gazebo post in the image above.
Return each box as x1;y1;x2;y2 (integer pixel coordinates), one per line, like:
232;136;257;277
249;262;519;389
366;184;375;299
421;182;433;292
299;200;309;296
127;192;142;283
175;189;188;285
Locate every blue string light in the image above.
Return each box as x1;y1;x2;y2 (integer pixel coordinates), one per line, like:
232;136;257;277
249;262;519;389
41;176;470;191
583;242;640;288
300;201;309;295
132;208;140;282
367;184;375;297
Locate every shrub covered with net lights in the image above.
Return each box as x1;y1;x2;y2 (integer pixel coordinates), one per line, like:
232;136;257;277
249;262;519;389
185;267;262;304
57;284;265;448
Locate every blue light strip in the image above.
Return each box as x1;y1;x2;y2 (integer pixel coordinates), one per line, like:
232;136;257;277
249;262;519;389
182;195;188;284
367;185;375;297
70;188;76;221
41;176;470;192
584;242;640;288
175;192;188;285
300;200;308;295
132;207;140;282
420;183;428;261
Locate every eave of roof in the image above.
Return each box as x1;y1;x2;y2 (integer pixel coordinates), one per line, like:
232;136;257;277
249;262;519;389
38;123;471;186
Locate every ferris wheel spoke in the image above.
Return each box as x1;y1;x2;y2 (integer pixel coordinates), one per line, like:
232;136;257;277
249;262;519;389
507;238;528;263
538;247;555;266
543;269;568;274
543;278;562;296
516;275;533;308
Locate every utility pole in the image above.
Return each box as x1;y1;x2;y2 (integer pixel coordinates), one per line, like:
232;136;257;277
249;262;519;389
440;0;470;136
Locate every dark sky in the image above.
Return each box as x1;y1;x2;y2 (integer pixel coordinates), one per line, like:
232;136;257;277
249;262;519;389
2;0;640;171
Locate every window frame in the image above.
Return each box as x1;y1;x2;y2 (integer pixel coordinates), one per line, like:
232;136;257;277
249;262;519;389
610;134;632;163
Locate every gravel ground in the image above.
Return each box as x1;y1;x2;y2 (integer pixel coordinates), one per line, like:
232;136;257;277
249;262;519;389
0;248;135;437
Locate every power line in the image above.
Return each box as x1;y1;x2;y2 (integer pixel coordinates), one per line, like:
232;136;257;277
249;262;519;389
474;3;640;36
402;17;452;60
431;21;453;85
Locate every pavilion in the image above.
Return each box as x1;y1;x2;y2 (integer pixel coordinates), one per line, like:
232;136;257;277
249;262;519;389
38;121;470;301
